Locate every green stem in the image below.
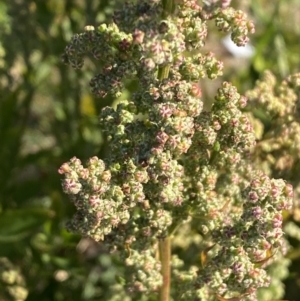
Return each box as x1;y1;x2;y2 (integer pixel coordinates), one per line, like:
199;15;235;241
158;65;171;80
159;237;171;301
157;2;174;300
158;0;174;80
162;0;175;18
157;63;171;301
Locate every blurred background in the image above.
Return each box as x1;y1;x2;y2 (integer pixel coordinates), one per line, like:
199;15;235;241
0;0;299;300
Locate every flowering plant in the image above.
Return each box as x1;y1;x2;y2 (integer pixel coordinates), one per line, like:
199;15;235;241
59;0;297;300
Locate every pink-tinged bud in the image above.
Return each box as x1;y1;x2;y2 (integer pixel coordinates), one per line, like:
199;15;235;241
91;182;107;194
143;58;156;70
89;156;100;165
156;131;169;144
134;170;148;183
190;83;202;98
167;135;180;149
151;146;164;156
251;179;260;189
132;29;145;44
221;0;232;9
213;120;221;130
89;195;100;207
58;163;71;174
239;95;248;108
231;119;239;127
122;183;131;195
173;195;183;206
79;168;89;180
101;170;111;182
70;156;82;166
149;86;160;98
159;104;173;118
231;262;243;274
272;213;283;228
110;216;120;227
248;268;261;278
273;227;283;239
63;179;82;195
96;211;104;220
229;153;241;164
248;191;259;202
285;184;293;198
251;206;263;219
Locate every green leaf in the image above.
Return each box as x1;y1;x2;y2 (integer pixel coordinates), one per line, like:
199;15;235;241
0;208;54;243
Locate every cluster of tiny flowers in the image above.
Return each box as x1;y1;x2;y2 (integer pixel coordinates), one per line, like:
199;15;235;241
182;82;256;230
244;72;300;301
58;156;131;241
197;82;255;152
178;52;223;80
0;257;28;301
256;251;291;301
214;7;255;46
246;71;300;202
61;23;139;98
124;249;162;294
190;173;293;299
246;70;299;117
57;0;297;300
61;0;250;99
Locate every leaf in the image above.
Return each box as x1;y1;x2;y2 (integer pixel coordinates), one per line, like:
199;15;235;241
0;208;54;243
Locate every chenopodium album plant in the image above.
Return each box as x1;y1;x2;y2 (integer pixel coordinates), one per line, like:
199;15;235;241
59;0;295;300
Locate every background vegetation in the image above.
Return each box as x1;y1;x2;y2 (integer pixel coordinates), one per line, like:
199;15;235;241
0;0;299;300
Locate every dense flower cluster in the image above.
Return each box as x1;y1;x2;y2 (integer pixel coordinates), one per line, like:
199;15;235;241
124;249;163;293
208;174;292;287
246;71;300;204
59;0;294;300
0;257;28;301
61;0;252;98
59;156;131;241
246;71;299;118
214;7;255;46
172;174;293;300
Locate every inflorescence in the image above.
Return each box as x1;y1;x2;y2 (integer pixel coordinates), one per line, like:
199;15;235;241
59;1;293;299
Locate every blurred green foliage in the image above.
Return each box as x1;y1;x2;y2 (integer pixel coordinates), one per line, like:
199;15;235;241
0;0;299;300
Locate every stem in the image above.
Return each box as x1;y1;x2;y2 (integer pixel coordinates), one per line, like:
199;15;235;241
162;0;175;18
159;237;171;301
159;0;174;80
157;65;171;80
158;2;174;300
157;63;171;301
